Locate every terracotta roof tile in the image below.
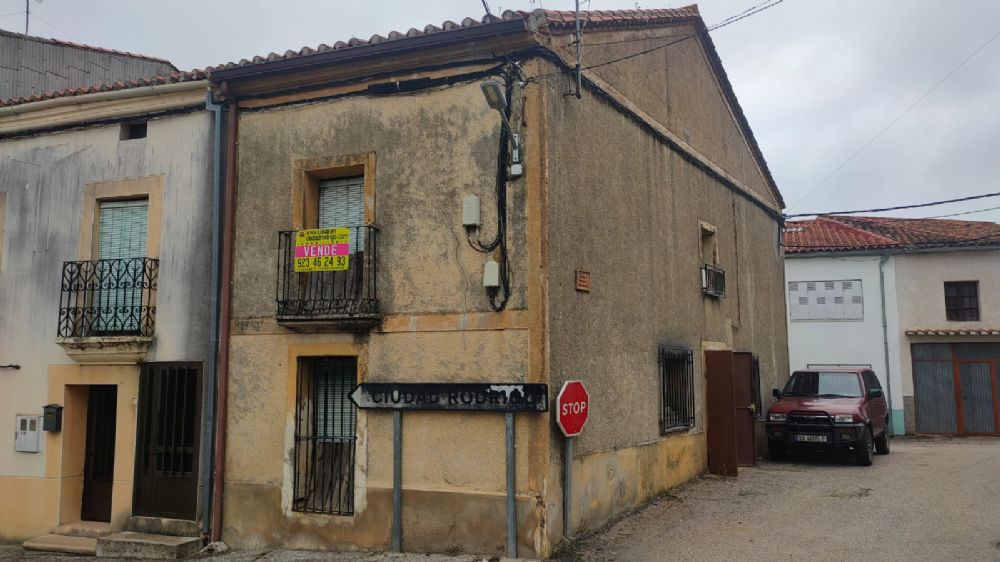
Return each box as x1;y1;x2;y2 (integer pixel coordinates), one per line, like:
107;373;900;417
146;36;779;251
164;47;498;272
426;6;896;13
785;215;1000;254
906;329;1000;336
0;70;209;107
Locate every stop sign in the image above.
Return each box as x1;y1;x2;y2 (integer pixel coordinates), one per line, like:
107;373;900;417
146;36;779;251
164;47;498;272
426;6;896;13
556;381;590;437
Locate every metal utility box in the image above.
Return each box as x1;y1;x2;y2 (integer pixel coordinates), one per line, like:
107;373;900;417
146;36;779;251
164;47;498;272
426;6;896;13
43;404;63;432
15;415;42;453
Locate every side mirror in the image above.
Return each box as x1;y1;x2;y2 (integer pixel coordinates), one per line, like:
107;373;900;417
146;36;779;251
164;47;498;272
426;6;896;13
867;388;884;400
772;388;782;399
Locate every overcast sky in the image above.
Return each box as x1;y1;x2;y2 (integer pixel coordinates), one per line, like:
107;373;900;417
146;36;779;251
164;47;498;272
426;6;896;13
2;0;998;222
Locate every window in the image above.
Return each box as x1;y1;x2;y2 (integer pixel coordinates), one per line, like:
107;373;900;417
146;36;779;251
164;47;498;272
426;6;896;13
861;370;882;393
659;347;695;433
94;199;149;334
944;281;979;321
120;121;147;140
293;357;357;515
783;371;863;398
788;279;864;321
319;176;365;252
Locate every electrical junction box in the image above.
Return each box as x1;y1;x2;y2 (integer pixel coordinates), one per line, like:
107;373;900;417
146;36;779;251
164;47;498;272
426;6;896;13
463;194;481;227
15;415;42;453
483;259;500;288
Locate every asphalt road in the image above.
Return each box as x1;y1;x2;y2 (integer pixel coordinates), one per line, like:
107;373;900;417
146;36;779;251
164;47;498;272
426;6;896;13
570;436;1000;562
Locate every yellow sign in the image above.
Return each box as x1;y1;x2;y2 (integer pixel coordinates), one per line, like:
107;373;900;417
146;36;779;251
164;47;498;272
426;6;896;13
294;228;350;272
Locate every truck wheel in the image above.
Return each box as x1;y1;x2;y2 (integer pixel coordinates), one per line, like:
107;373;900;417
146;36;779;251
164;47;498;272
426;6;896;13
875;430;890;455
855;428;874;466
768;439;786;461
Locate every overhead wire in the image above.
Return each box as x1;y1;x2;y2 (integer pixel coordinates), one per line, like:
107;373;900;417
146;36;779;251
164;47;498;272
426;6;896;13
926;204;1000;219
786;190;1000;218
788;24;1000;209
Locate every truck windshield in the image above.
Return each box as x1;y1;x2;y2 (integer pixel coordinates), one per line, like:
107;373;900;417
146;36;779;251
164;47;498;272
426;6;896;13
782;372;863;398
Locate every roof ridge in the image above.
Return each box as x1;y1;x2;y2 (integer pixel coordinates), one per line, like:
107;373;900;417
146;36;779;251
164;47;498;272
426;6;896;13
818;215;900;245
0;28;177;69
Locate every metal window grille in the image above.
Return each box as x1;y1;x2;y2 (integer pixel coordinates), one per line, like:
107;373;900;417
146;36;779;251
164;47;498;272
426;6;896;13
701;264;726;298
944;281;980;321
293;357;357;515
659;347;695;433
751;355;764;420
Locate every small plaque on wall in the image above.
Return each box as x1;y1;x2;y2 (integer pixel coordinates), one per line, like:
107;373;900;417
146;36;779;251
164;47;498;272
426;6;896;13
575;270;592;292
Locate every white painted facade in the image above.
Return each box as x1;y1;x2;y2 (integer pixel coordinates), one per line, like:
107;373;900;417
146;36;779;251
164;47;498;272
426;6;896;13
784;254;904;434
787;246;1000;435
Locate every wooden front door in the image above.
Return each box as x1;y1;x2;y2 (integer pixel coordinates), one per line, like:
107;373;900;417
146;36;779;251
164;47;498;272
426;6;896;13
81;385;117;522
133;363;202;520
705;350;738;476
732;352;757;466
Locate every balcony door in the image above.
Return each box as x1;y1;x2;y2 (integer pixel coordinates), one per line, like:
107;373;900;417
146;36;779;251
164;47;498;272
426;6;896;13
317;177;365;304
94;199;148;334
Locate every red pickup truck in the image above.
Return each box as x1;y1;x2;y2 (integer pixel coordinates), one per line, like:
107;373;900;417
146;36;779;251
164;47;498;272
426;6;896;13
765;368;890;466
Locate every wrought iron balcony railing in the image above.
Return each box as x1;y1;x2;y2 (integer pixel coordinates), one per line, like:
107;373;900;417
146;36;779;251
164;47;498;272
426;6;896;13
701;264;726;298
276;226;379;325
58;257;159;338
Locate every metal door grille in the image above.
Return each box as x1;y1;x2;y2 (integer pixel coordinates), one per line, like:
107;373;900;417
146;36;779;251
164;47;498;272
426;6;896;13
293;357;357;515
660;347;695;433
751;355;763;420
134;363;201;519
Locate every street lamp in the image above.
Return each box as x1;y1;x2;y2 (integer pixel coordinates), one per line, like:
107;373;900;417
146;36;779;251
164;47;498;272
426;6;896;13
480;80;521;162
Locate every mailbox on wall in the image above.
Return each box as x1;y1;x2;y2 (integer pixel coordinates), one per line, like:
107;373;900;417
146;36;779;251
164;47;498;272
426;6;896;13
43;404;63;432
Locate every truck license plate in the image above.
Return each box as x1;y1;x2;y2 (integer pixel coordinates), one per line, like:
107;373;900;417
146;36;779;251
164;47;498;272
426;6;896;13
796;434;827;443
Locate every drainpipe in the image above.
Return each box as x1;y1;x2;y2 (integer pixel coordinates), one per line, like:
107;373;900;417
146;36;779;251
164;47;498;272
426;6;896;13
211;86;238;542
200;89;224;538
879;254;895;435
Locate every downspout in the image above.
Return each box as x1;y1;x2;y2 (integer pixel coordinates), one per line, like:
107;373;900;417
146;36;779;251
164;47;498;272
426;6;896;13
211;87;238;542
201;89;224;538
879;254;895;435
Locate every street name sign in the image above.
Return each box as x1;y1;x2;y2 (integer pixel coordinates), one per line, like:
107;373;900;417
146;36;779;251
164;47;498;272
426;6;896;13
350;383;548;413
556;380;590;436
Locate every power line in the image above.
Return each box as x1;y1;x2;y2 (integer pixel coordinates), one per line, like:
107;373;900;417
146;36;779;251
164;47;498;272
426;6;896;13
530;0;784;82
0;10;26;18
789;24;1000;209
480;0;512;65
786;190;1000;218
926;204;1000;219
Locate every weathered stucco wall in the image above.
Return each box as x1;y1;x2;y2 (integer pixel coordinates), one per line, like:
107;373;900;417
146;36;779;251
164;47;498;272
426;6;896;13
225;80;545;556
568;25;778;207
0;110;214;540
892;250;1000;400
538;47;788;540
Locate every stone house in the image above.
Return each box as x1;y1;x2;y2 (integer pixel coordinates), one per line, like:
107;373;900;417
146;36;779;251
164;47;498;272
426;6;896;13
209;6;788;558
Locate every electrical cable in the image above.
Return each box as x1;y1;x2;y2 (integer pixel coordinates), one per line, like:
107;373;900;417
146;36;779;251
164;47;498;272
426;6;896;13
785;190;1000;218
788;24;1000;210
480;0;513;65
926;204;1000;219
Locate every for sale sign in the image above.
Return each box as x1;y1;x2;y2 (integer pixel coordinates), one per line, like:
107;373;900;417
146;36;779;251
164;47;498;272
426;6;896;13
294;228;350;272
556;380;590;437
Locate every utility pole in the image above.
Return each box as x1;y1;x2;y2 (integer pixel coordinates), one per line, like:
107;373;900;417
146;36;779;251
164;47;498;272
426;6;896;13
25;0;29;34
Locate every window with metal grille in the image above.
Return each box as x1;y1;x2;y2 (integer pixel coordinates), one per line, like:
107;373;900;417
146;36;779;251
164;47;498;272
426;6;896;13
751;355;764;420
659;347;695;433
788;279;864;321
293;357;357;515
701;264;726;298
944;281;979;321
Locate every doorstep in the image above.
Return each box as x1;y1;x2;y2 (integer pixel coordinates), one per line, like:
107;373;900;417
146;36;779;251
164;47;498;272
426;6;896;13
23;534;97;556
96;532;202;559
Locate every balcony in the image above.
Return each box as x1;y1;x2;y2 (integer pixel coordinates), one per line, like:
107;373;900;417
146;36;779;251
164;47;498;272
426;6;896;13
57;257;159;363
276;226;379;330
701;264;726;298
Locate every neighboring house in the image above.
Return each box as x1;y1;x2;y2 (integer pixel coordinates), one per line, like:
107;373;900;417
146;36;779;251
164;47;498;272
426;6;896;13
0;29;177;102
785;215;1000;437
208;6;788;558
0;68;217;549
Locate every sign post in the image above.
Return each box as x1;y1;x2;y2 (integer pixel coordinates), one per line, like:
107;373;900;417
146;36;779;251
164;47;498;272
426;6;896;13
556;380;589;539
350;382;548;556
